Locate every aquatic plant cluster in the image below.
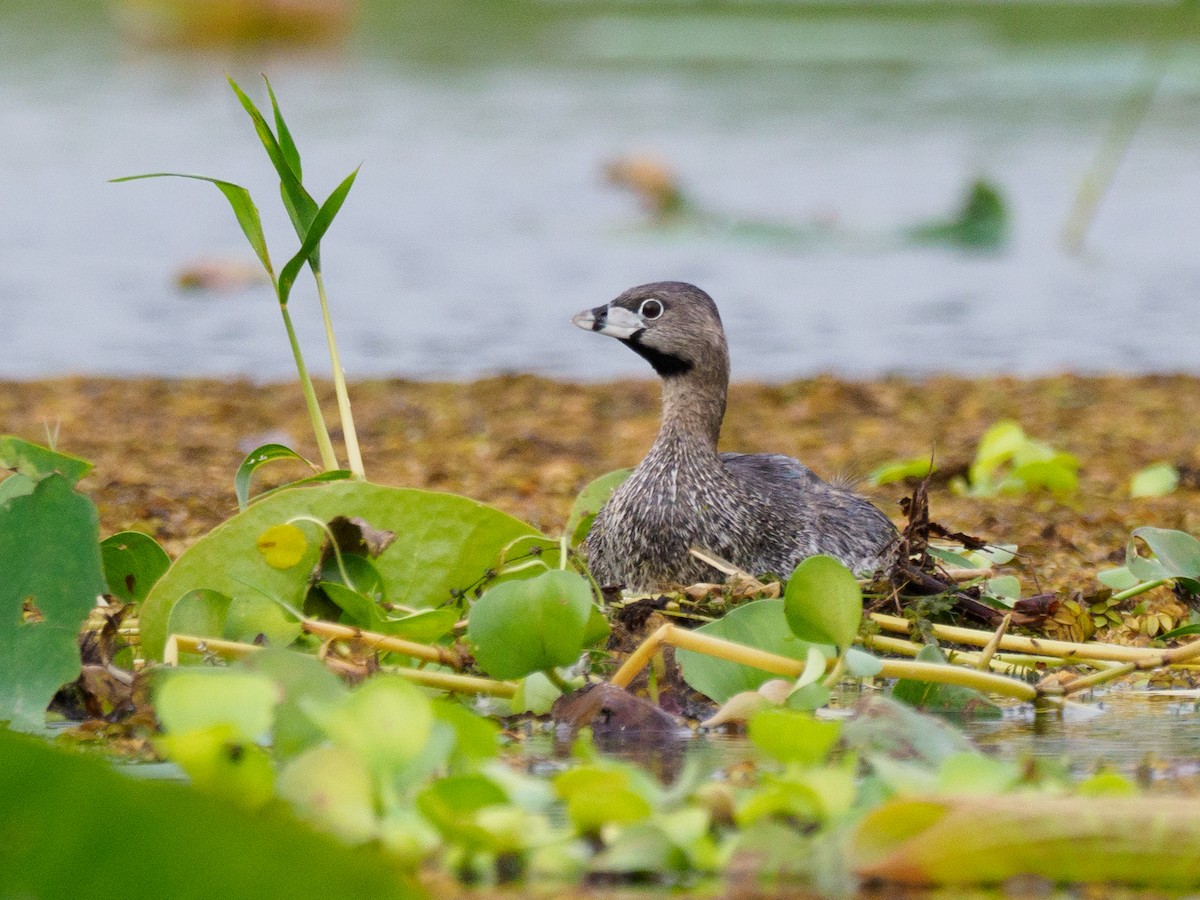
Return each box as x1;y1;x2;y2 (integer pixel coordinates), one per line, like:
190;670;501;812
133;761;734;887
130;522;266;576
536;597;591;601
4;80;1200;895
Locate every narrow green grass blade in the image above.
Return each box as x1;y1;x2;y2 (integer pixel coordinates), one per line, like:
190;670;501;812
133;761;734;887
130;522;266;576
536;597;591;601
226;77;318;247
113;173;274;280
264;76;303;181
278;167;359;305
234;443;317;511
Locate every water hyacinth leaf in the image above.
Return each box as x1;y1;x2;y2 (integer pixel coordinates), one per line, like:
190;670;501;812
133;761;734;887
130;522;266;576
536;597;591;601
1130;526;1200;580
984;575;1021;605
747;708;841;766
511;671;563;715
468;568;593;680
303;675;435;777
235;443;316;511
156;723;276;809
278;743;378;844
257;523;309;569
844;647;884;677
154;669;279;742
112;174;274;278
166;589;233;647
554;766;654;833
223;592;302;648
565;468;632;547
432;700;500;767
677;599;824;703
416;773;511;850
0;436;92;484
851;795;1200;887
236;648;347;760
0;474;105;731
791;645;830;693
100;530;171;602
0;729;421;900
277;167;359;306
969;420;1025;488
891;645;1001;718
140;482;553;660
925;546;976;569
936;752;1021;794
1131;462;1179;498
1097;566;1140;591
784;554;863;651
868;456;934;487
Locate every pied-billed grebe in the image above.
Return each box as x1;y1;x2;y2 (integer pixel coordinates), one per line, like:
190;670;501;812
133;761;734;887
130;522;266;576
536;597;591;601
572;281;898;591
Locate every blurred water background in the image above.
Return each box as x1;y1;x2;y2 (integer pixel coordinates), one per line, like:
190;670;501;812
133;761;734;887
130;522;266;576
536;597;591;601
2;0;1199;381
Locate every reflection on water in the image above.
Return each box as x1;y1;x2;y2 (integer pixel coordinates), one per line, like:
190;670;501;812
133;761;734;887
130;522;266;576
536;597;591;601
2;1;1200;380
971;691;1200;781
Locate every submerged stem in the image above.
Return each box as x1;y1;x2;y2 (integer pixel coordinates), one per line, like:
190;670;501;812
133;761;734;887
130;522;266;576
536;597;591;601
280;303;339;471
313;270;365;480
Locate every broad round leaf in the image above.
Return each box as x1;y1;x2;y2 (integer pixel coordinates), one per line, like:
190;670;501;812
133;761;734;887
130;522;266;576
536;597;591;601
784;554;864;651
101;530;170;603
677;599;825;703
154;669;279;742
140;482;553;660
1131;526;1200;580
0;475;106;731
565;468;632;547
467;569;593;680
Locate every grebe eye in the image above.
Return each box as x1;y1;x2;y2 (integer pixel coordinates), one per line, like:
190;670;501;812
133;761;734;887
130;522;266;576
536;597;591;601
639;298;664;320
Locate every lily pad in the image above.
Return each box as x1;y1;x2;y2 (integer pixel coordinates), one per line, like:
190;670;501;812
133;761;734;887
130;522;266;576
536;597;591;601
141;481;552;660
467;568;593;680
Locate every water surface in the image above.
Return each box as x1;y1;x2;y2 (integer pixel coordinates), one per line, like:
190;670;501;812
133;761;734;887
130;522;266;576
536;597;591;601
3;1;1199;380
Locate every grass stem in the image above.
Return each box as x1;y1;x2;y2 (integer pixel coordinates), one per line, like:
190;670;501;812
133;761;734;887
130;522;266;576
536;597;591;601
280;303;339;471
313;270;365;479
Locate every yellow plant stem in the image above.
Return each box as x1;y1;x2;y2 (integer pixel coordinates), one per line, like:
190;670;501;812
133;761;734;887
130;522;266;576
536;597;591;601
870;612;1165;664
1049;632;1200;697
300;618;464;669
609;623;1039;702
976;613;1012;671
863;632;1038;675
280;302;339;472
313;271;364;480
164;633;512;695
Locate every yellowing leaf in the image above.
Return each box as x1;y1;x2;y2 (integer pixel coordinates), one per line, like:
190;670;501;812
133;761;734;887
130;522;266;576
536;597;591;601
256;523;308;569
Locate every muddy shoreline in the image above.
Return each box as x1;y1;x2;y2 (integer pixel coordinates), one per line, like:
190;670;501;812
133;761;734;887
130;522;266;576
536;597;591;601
4;374;1199;601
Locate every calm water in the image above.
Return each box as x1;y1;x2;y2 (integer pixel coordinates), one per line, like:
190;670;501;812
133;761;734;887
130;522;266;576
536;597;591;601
3;1;1200;380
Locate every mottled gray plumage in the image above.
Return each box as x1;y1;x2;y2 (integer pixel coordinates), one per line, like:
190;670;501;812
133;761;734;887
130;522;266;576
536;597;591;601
572;281;897;591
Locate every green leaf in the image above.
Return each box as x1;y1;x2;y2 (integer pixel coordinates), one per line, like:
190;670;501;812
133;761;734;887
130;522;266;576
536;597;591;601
100;530;170;603
0;729;422;900
278;743;377;844
868;456;934;487
565;468;632;547
1131;462;1179;498
467;568;593;679
140;481;553;660
166;589;233;647
784;554;863;652
554;766;654;833
1130;526;1200;580
251;469;355;505
0;475;106;731
278;167;359;305
154;668;279;742
747;708;841;766
112;174;274;279
0;435;91;484
236;648;348;760
302;675;435;778
226;77;318;251
1097;566;1140;591
264;76;303;181
1159;622;1200;641
677;599;826;703
235;443;316;511
223;592;302;648
0;473;35;505
892;645;1001;718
